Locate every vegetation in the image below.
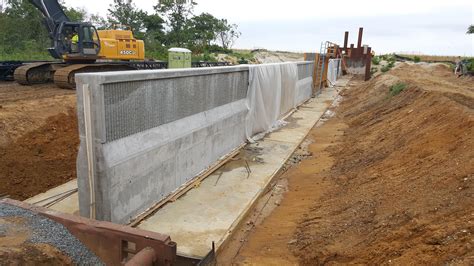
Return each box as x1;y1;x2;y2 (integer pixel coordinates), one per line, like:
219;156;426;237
413;56;420;63
0;0;241;61
381;65;391;73
467;25;474;34
466;59;474;72
231;50;254;61
372;56;381;65
389;83;407;96
370;66;378;76
387;56;396;64
191;51;217;62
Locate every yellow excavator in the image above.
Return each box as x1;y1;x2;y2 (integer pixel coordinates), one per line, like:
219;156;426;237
14;0;164;88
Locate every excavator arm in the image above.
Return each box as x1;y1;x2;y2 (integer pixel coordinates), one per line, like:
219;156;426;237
29;0;70;58
29;0;74;59
29;0;70;26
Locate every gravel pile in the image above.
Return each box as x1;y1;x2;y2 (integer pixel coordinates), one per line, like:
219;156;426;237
0;202;103;265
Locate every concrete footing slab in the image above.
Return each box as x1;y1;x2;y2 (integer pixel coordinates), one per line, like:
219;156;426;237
24;179;79;215
136;77;350;258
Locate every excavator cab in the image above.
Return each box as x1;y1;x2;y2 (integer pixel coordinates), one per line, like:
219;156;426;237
27;0;100;61
52;22;101;62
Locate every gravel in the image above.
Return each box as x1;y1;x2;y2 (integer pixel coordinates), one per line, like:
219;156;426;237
0;202;103;265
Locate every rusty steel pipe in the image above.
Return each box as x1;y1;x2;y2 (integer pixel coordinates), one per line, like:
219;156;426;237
343;31;349;51
357;27;363;48
125;247;157;266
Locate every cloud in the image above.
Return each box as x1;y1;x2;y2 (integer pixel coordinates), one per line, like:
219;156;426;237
63;0;474;55
234;6;473;55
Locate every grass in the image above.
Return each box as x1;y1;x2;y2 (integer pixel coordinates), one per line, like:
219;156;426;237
230;50;255;61
398;54;474;63
378;55;396;73
0;51;51;61
192;52;218;62
389;82;407;96
380;54;396;62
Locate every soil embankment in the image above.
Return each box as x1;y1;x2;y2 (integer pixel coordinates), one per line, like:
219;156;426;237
0;82;78;200
222;63;474;264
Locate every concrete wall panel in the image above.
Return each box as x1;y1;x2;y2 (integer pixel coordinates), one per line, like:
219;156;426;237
76;63;313;224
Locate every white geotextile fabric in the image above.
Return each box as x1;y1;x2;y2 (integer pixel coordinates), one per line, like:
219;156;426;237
295;77;313;105
245;62;299;140
327;59;342;87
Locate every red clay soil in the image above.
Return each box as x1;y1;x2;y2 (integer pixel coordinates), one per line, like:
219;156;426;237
0;108;78;200
225;63;474;265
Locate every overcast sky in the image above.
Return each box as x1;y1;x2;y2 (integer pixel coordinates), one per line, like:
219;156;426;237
65;0;473;56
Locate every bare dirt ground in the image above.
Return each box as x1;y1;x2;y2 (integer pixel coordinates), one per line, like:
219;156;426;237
0;216;73;265
219;63;474;265
253;51;304;64
218;50;304;64
0;82;78;200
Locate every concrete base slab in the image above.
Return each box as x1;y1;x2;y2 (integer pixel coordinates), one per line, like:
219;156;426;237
24;179;79;215
136;77;350;257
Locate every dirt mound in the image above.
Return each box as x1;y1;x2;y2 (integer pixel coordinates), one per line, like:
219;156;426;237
254;51;304;63
292;64;473;264
0;108;79;200
0;83;75;147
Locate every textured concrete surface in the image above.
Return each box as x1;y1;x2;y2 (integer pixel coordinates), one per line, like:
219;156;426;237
137;76;350;258
75;66;251;224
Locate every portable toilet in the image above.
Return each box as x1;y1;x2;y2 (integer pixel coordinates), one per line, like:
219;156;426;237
168;48;192;69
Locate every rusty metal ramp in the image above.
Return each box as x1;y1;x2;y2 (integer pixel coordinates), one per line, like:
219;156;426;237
1;198;177;265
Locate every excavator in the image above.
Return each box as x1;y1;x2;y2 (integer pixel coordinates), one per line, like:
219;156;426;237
14;0;166;89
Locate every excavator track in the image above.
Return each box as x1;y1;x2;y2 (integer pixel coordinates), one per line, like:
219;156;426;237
53;63;137;89
14;62;64;85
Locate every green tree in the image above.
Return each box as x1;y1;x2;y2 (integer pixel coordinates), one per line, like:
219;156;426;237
215;19;240;49
0;0;98;59
63;6;86;22
142;13;167;59
143;13;166;41
188;12;220;51
89;13;108;30
467;25;474;34
1;0;49;58
154;0;196;46
107;0;147;36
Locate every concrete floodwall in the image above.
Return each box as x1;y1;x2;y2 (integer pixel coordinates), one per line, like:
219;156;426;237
76;62;313;224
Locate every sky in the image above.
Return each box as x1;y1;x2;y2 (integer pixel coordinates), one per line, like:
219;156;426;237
64;0;474;56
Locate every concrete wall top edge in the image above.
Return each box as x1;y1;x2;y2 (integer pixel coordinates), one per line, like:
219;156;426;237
75;62;313;87
296;61;315;65
76;65;250;86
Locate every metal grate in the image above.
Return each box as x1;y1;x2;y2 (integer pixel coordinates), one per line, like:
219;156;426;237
103;71;249;142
